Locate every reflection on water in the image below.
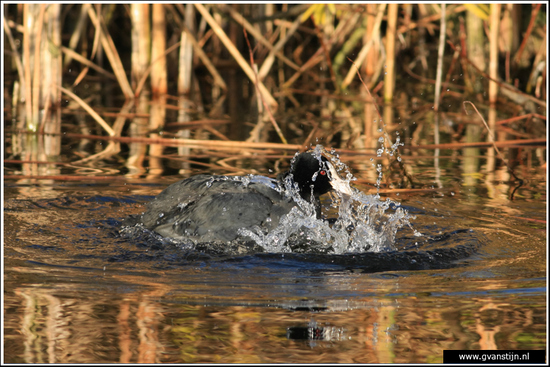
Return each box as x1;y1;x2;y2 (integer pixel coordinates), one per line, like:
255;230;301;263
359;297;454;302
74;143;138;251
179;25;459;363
3;110;547;363
3;178;546;363
4;268;546;363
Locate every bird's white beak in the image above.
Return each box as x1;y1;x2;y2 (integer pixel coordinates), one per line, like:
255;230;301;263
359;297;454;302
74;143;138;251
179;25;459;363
326;162;354;197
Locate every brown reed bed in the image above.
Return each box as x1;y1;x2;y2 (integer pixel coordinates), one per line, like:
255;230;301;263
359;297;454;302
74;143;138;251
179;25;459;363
3;4;547;192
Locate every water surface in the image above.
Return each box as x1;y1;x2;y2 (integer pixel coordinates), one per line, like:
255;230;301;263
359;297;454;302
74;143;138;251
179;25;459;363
3;162;546;363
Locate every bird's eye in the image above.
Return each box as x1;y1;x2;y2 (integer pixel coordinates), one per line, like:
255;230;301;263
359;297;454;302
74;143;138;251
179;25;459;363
319;170;327;175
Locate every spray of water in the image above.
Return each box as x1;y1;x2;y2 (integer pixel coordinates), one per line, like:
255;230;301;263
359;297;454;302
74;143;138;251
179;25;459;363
238;145;419;254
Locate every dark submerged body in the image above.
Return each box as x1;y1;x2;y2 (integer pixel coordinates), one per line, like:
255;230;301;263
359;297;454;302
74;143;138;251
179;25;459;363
135;175;294;242
122;152;338;243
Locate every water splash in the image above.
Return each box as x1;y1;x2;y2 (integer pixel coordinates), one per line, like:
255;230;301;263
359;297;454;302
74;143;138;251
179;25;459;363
238;145;418;254
119;144;419;255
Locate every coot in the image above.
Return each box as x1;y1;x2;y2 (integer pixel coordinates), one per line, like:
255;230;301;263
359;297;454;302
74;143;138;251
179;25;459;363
122;150;353;243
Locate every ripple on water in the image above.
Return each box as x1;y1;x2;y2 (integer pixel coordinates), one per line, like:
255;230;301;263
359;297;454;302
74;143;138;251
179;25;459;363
117;146;486;271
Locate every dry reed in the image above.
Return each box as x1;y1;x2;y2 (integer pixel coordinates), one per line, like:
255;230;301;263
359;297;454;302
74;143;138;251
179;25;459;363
2;3;545;185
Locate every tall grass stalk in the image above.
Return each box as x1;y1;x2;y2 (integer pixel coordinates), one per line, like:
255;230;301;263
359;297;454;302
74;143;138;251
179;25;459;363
151;4;167;97
177;4;195;170
43;4;62;135
131;4;150;92
384;3;398;103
